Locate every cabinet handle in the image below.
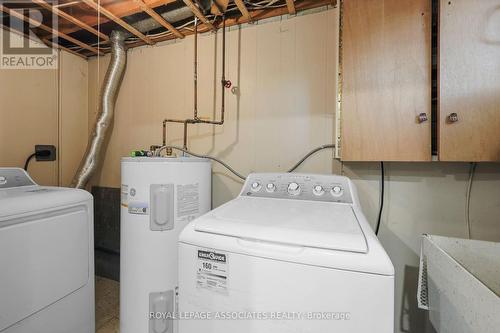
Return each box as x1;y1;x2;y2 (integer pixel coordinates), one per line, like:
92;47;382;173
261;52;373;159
448;113;459;123
418;113;428;123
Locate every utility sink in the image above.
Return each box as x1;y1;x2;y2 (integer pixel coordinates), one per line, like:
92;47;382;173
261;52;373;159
418;235;500;333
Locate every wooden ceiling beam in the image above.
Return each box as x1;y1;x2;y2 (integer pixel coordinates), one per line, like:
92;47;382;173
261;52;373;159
286;0;296;15
211;0;229;16
42;37;87;59
233;0;252;21
134;0;184;39
32;0;109;42
0;23;86;59
81;0;155;45
0;4;103;55
53;0;178;36
182;0;216;31
0;22;37;44
125;0;333;49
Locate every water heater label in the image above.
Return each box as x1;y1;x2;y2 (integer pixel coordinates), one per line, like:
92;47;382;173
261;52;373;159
128;201;149;215
121;184;129;207
177;183;200;222
196;249;228;294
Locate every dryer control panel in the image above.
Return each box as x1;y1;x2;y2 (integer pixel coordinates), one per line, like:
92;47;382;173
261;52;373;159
0;168;36;189
241;173;353;204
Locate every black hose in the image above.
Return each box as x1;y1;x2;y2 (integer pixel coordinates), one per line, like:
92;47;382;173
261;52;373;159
375;162;385;235
24;153;37;171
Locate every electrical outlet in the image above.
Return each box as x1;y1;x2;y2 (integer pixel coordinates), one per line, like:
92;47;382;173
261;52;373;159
35;145;56;162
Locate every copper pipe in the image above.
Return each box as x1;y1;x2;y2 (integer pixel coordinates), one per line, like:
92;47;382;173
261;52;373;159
220;15;226;125
194;17;199;120
161;16;227;151
183;120;189;149
162;121;166;146
162;118;185;147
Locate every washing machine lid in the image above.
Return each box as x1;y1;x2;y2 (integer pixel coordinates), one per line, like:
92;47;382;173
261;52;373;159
194;197;368;253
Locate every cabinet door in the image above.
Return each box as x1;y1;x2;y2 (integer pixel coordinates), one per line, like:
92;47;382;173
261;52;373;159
439;0;500;161
341;0;432;161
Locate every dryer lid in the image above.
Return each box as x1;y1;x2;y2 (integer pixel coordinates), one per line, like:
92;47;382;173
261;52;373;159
194;197;368;253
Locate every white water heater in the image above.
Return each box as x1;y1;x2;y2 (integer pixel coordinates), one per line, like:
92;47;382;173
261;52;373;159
120;157;211;333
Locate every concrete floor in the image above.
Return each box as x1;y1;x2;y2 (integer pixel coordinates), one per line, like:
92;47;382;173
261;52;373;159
95;276;120;333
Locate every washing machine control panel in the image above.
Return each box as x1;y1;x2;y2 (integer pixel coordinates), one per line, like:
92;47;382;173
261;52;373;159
242;173;353;204
0;168;35;189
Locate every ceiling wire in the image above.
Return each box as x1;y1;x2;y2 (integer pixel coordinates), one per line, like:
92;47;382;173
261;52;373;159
124;0;288;42
246;0;285;9
70;0;287;52
68;19;198;51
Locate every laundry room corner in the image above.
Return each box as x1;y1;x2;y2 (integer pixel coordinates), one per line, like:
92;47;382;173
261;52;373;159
1;1;499;333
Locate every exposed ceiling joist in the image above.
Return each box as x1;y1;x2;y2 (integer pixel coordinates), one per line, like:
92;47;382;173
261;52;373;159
0;4;103;55
286;0;296;15
0;22;35;44
0;22;85;59
233;0;252;21
182;0;216;31
32;0;109;42
134;0;184;39
3;0;335;57
211;0;229;16
81;0;155;45
125;0;332;50
54;0;177;36
42;37;87;59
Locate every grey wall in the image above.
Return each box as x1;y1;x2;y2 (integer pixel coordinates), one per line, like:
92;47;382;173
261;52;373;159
341;162;500;333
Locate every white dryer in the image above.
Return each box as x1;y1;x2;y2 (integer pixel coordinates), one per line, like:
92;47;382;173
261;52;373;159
0;168;94;333
178;173;394;333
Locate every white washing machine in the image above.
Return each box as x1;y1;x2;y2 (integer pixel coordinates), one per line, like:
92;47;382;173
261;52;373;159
0;168;94;333
178;173;394;333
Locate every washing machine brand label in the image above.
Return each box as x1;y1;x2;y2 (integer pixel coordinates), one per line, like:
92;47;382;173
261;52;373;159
198;250;227;263
121;184;129;207
196;249;228;294
128;201;149;215
177;183;200;222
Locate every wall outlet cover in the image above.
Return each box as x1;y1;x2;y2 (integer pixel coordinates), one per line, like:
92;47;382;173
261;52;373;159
35;145;56;161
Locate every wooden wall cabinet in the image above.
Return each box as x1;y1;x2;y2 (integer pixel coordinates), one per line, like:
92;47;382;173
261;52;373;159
341;0;432;161
439;0;500;161
341;0;500;162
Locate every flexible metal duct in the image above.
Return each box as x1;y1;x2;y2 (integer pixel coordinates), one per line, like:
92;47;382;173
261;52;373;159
71;1;214;188
131;6;194;35
71;30;127;189
130;0;212;37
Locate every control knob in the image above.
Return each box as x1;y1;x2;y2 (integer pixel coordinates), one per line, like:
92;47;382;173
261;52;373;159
251;182;262;192
266;183;276;193
313;185;325;196
287;182;301;196
331;185;343;197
